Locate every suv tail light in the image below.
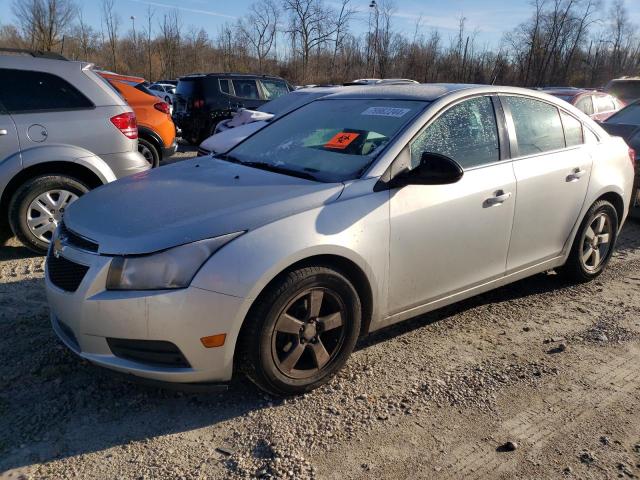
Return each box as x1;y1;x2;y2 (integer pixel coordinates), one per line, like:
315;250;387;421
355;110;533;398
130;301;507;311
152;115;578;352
193;99;205;109
110;112;138;139
154;102;170;114
629;147;637;170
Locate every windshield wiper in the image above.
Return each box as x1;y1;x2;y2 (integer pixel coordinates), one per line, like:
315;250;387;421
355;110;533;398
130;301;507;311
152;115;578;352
241;161;319;182
216;153;242;164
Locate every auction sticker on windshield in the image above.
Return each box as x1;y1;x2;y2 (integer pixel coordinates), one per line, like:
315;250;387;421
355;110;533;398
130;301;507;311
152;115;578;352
325;132;360;150
361;107;411;117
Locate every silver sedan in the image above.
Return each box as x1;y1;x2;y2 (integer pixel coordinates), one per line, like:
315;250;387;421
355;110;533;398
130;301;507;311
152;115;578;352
45;84;635;395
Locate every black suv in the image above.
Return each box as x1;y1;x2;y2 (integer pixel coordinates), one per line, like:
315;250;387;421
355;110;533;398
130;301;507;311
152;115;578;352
172;73;292;144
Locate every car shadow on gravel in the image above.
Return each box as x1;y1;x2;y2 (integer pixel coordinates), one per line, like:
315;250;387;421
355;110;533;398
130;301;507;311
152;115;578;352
0;244;41;261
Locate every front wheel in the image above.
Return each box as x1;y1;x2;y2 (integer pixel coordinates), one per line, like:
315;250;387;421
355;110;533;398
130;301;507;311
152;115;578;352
239;266;362;396
560;200;618;282
8;175;88;253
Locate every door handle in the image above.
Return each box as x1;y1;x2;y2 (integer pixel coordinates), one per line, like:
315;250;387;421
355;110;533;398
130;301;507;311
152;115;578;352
566;168;586;182
0;129;7;136
484;190;512;207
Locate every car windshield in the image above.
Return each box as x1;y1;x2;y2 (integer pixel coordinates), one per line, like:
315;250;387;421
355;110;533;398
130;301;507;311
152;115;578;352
606;103;640;124
226;99;427;182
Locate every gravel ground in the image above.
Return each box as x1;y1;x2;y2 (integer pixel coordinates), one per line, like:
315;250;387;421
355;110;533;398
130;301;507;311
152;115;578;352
1;153;640;479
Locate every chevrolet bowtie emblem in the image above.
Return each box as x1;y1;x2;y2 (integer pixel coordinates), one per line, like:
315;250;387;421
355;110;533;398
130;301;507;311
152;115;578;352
53;237;63;259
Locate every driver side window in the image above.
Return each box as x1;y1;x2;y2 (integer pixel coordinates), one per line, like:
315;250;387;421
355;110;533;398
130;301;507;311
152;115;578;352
410;96;500;169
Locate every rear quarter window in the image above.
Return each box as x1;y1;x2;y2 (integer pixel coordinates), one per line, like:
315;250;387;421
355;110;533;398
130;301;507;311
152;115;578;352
0;68;94;112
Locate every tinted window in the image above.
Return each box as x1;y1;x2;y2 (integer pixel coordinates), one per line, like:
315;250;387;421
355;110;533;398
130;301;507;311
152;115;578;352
260;79;289;100
0;68;93;112
505;96;565;156
560;111;583;147
176;79;201;97
575;96;594;115
229;99;426;182
219;79;231;95
411;96;500;169
595;95;615;113
232;79;260;99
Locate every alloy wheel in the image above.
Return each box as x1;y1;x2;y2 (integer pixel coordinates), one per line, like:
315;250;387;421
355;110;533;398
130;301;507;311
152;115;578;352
271;288;346;379
26;189;78;242
580;212;612;271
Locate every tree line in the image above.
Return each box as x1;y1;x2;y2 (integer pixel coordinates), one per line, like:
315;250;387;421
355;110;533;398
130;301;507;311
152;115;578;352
1;0;638;88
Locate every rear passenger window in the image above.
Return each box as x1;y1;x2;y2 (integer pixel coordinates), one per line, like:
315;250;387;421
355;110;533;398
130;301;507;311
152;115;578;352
411;96;500;169
595;95;615;113
0;68;93;112
575;96;594;116
560;111;583;147
219;79;231;95
505;96;564;156
232;79;260;99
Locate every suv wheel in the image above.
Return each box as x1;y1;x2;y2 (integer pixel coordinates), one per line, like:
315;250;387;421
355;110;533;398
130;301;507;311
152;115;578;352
9;175;89;254
240;266;361;396
138;137;160;168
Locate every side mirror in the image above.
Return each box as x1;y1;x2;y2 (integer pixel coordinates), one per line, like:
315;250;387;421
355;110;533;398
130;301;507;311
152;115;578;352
390;152;463;187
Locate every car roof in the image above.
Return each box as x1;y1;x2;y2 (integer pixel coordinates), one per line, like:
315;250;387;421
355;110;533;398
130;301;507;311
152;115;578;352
98;71;146;84
178;73;286;81
543;87;600;97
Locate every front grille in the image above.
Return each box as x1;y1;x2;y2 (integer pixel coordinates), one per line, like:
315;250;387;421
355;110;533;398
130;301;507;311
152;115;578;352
59;223;99;252
106;338;191;368
47;254;89;292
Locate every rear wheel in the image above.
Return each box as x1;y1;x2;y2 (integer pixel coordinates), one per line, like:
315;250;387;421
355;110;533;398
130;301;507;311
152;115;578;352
560;200;618;282
239;266;361;396
8;175;88;253
138;137;160;168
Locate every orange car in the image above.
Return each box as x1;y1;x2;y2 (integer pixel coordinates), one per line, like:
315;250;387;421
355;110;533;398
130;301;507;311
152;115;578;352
99;72;177;167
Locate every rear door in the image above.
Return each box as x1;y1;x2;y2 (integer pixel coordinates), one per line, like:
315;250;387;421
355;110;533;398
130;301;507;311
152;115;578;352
0;102;20;169
0;68;106;155
502;95;592;271
228;78;264;110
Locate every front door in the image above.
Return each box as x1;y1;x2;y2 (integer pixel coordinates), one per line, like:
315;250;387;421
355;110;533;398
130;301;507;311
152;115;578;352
388;96;516;314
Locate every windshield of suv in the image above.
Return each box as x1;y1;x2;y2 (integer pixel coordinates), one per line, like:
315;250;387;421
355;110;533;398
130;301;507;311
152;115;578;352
607;81;640;103
226;99;427;182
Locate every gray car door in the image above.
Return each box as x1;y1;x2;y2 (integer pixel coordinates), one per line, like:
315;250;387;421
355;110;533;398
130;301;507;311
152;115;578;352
388;96;516;314
501;96;592;272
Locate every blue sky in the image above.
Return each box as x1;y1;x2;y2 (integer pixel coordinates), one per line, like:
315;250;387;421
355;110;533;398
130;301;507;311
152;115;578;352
1;0;638;48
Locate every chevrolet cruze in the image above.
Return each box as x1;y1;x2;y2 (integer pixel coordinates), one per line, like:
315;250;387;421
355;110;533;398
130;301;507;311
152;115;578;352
45;85;635;395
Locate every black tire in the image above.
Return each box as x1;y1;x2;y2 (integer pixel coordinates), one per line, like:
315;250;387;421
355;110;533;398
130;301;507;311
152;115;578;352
8;175;89;254
239;266;362;396
560;200;618;282
138;137;160;168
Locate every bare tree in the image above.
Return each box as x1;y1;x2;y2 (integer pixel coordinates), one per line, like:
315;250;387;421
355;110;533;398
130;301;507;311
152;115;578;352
101;0;119;70
12;0;75;51
158;10;182;79
238;0;279;71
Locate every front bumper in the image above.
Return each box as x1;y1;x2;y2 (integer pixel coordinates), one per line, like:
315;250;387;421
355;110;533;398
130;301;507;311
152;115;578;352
45;244;248;383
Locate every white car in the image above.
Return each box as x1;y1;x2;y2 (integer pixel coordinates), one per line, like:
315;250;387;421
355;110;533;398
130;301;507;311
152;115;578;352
148;83;176;105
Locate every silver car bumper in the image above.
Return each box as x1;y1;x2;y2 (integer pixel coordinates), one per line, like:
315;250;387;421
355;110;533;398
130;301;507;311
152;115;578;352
100;150;151;179
45;245;246;383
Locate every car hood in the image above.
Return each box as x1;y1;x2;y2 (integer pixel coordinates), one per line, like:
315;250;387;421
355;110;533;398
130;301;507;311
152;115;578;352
200;121;267;154
600;122;640;149
64;158;344;255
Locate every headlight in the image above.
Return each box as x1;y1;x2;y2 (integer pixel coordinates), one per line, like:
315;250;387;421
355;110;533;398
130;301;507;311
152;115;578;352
106;232;243;290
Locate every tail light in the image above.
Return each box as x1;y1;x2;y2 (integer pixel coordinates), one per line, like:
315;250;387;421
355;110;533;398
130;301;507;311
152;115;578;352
193;99;205;109
154;102;170;114
110;112;137;139
629;147;637;170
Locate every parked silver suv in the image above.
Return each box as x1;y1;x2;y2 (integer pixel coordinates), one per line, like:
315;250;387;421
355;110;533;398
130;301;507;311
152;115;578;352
0;49;150;252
